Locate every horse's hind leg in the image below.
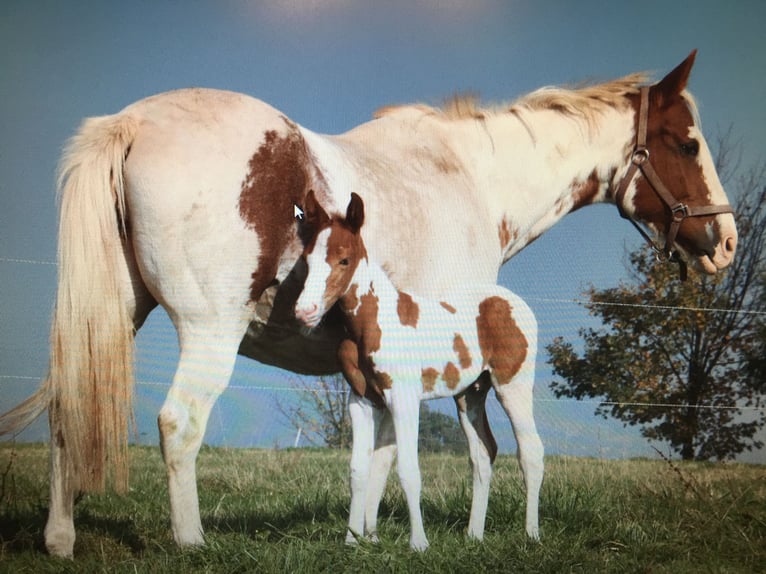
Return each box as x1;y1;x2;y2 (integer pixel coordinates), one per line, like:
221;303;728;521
492;363;543;539
158;321;247;546
454;371;498;540
44;238;155;558
44;403;77;557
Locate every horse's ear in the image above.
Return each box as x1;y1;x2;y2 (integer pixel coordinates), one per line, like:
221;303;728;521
653;50;697;106
346;193;365;233
304;189;330;229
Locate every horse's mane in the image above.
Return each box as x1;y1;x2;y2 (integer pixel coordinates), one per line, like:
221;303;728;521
374;72;660;126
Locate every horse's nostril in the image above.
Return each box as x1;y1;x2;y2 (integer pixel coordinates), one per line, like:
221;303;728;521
724;235;737;255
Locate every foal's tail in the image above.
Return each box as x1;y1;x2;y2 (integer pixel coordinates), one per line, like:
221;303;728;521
0;113;139;494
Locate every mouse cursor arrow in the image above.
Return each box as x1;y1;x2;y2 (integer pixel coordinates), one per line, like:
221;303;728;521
294;204;304;220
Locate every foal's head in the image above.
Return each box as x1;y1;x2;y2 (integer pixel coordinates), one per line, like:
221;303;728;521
295;191;367;327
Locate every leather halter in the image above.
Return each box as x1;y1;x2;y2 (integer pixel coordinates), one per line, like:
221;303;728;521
614;86;734;280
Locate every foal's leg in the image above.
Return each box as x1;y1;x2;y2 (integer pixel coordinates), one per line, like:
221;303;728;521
454;372;498;540
364;408;395;541
346;394;376;544
158;322;246;546
492;366;544;539
44;402;77;557
387;387;428;551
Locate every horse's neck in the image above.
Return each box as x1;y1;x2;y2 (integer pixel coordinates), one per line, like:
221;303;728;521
461;108;634;260
331;105;634;263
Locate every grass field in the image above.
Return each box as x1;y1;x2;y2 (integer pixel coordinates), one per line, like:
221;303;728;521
0;443;763;573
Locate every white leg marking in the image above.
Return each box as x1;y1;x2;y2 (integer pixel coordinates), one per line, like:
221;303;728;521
365;408;396;540
44;408;77;558
158;326;243;547
455;381;494;540
388;387;428;551
346;394;375;545
493;371;544;540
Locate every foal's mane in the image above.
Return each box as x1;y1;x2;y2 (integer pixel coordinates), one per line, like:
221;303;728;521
374;72;700;128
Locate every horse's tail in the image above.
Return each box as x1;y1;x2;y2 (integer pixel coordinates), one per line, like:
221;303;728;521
0;377;52;436
50;114;140;494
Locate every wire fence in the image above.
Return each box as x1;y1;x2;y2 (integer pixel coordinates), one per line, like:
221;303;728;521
1;254;764;463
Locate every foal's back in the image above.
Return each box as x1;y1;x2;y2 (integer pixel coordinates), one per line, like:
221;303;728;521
366;273;537;400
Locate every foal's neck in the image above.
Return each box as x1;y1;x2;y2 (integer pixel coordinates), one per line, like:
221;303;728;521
341;259;400;315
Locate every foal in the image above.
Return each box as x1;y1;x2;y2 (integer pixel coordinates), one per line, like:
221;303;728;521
295;191;543;550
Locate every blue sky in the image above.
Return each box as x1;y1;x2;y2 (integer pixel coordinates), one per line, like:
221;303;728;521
1;1;764;461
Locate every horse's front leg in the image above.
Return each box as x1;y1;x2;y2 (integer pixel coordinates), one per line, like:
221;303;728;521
454;372;498;540
387;387;428;551
158;323;244;546
364;408;395;541
346;394;376;544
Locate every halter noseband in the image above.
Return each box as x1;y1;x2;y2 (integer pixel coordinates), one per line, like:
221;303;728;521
614;86;734;280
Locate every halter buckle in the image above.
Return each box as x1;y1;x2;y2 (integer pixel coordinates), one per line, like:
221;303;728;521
632;148;649;165
671;203;688;222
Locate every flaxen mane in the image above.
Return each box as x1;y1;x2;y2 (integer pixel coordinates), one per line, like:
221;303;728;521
373;72;702;142
375;72;654;124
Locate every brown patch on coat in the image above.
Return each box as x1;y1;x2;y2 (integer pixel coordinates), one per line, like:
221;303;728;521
374;370;393;391
440;301;457;314
498;218;519;251
397;291;420;328
453;334;472;369
342;286;382;357
476;296;527;385
342;283;359;313
442;361;460;389
239;121;315;302
570;170;601;212
422;367;439;393
338;338;385;409
434;155;460;174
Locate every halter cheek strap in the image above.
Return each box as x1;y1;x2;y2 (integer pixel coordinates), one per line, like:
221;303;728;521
614;86;734;280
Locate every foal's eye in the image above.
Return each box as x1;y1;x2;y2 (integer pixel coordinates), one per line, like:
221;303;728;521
680;140;699;157
339;258;350;266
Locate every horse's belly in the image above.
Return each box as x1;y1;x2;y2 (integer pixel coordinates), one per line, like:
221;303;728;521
238;313;345;375
237;268;348;376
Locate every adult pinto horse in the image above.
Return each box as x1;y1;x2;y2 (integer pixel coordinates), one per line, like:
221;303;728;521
0;51;736;557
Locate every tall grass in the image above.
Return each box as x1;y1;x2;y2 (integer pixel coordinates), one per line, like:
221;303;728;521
0;443;763;573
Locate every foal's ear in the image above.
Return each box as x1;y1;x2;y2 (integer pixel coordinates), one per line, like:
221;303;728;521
346;192;365;233
303;189;330;229
653;50;697;107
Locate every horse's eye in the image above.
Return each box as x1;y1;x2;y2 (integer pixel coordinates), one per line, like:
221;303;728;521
339;258;350;266
680;140;699;157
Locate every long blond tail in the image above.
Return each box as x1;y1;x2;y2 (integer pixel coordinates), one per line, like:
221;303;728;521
50;113;138;493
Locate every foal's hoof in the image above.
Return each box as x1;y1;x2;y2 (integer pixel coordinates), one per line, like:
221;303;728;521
526;526;541;541
410;537;429;552
346;530;380;546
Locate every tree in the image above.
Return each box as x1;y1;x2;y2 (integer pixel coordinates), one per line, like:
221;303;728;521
547;159;766;461
279;375;467;454
277;374;353;449
419;402;469;455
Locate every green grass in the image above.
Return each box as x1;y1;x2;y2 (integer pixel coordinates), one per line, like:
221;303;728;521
0;443;763;573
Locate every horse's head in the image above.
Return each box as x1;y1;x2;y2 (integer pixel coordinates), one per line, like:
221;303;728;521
295;190;367;327
616;51;737;276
